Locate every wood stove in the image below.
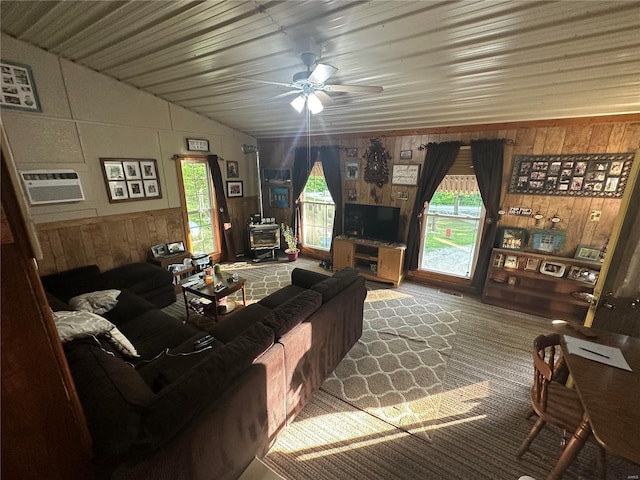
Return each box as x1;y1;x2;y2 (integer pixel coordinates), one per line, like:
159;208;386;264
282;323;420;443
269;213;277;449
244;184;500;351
248;224;280;262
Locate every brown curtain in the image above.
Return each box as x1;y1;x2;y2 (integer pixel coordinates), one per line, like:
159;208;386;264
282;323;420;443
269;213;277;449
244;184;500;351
404;141;461;271
319;146;343;252
207;155;236;261
470;139;504;289
291;146;319;234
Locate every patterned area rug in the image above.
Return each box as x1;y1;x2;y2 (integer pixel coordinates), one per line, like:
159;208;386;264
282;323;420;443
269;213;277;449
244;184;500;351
321;287;461;441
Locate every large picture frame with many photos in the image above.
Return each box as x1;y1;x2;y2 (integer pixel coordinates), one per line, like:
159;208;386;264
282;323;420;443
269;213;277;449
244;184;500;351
508;152;633;197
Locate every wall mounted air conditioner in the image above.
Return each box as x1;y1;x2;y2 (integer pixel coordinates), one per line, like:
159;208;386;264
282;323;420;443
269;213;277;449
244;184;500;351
20;169;85;205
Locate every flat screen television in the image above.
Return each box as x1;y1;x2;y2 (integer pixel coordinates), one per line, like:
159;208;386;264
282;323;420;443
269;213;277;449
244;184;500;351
343;203;401;243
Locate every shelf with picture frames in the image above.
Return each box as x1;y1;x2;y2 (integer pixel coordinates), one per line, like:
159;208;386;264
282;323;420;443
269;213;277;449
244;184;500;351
482;248;601;323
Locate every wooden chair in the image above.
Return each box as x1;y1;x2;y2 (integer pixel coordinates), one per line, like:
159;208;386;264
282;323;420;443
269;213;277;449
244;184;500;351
517;333;606;479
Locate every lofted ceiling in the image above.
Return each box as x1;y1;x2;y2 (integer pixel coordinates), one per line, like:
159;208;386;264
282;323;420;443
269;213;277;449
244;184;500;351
1;1;639;139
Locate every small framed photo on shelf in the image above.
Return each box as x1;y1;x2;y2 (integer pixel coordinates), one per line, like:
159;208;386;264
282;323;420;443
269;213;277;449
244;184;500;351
539;261;566;277
574;244;601;262
530;228;565;253
498;227;527;250
524;257;540;271
493;253;505;267
504;255;518;269
226;180;243;198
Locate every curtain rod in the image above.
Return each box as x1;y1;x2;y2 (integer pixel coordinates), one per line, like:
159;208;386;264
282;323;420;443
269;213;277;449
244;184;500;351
418;138;515;150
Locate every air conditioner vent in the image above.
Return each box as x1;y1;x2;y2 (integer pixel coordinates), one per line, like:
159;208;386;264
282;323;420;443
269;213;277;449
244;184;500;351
20;169;85;205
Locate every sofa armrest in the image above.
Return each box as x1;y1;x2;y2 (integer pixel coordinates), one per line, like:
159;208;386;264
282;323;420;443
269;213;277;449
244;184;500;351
291;268;329;289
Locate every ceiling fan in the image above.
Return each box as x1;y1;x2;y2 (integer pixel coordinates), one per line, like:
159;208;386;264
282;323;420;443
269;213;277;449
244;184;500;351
243;51;383;114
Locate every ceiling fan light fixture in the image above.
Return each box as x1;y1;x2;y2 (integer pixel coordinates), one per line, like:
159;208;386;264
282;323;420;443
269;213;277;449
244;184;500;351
290;95;306;113
307;92;324;114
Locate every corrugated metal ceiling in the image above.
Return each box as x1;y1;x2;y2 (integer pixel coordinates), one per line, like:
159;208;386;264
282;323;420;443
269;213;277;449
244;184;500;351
2;1;639;139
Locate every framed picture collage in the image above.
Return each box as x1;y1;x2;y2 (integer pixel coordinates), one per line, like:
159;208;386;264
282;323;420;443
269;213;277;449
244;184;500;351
509;152;633;197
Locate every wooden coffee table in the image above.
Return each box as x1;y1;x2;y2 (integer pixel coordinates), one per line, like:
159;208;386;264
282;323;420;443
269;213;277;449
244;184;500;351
181;271;246;323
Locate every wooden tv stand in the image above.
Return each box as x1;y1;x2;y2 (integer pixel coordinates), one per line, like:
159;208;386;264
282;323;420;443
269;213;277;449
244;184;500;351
333;235;406;287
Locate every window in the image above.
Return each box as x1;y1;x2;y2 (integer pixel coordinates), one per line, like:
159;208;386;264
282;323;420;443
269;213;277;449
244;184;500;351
419;149;485;279
301;161;335;251
178;159;219;254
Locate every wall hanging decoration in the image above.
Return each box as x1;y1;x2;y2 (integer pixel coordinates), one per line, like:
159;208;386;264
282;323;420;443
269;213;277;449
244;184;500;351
226;180;243;198
363;138;390;187
509;152;633;197
186;138;209;151
391;164;420;185
497;226;527;250
226;160;239;178
269;186;289;208
262;168;291;184
100;158;161;203
1;60;41;112
347;148;358;157
400;150;413;159
345;161;360;180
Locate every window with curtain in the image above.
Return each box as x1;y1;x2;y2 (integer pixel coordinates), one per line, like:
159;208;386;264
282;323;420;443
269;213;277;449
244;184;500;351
177;158;219;254
301;161;335;251
419;149;485;278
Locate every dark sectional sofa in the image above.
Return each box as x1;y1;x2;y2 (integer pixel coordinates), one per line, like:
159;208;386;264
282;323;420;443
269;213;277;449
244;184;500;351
42;263;366;480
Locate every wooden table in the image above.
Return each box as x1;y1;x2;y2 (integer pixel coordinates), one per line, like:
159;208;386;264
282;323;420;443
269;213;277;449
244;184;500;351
547;323;640;479
181;271;246;323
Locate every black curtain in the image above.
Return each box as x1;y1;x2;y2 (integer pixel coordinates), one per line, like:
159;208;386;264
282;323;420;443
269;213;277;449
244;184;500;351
470;139;504;289
207;155;236;262
291;146;319;233
404;141;461;271
319;146;343;252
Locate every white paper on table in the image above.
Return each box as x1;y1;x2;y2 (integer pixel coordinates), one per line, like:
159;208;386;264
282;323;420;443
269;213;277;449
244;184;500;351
563;335;632;371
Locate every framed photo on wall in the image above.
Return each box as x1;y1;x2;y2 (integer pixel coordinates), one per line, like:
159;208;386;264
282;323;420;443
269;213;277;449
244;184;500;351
391;164;420;186
1;60;41;112
346;161;360;180
226;160;239;178
100;158;162;203
186;138;209;152
269;186;289;208
226;180;243;198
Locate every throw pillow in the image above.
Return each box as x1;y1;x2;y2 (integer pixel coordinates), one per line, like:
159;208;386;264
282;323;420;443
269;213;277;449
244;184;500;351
69;289;121;315
53;310;139;358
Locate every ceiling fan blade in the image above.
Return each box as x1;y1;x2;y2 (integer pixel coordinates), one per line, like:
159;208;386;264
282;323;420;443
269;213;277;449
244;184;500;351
237;78;296;88
308;63;338;84
270;90;302;100
325;84;384;94
315;90;334;106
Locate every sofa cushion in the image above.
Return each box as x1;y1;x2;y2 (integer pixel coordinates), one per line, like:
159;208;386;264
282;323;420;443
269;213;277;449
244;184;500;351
257;284;308;310
46;291;72;312
41;265;103;303
117;309;200;359
135;322;275;453
310;267;359;303
291;268;330;289
262;289;322;338
53;310;139;358
69;289;121;315
209;303;273;343
100;263;172;295
101;289;157;327
64;340;154;459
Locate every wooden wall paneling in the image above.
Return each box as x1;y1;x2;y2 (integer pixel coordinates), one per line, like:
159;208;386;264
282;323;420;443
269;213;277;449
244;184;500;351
48;229;69;273
592;199;622;248
588;124;615;152
606;123;626;152
36;231;56;275
532;128;548;154
93;223;116;272
110;220;133;266
58;226;87;270
151;214;169;245
125;218;139;262
542;126;567;154
580;197;605;246
79;225;99;269
563;197;591;255
563;125;594;153
620;123;640;151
